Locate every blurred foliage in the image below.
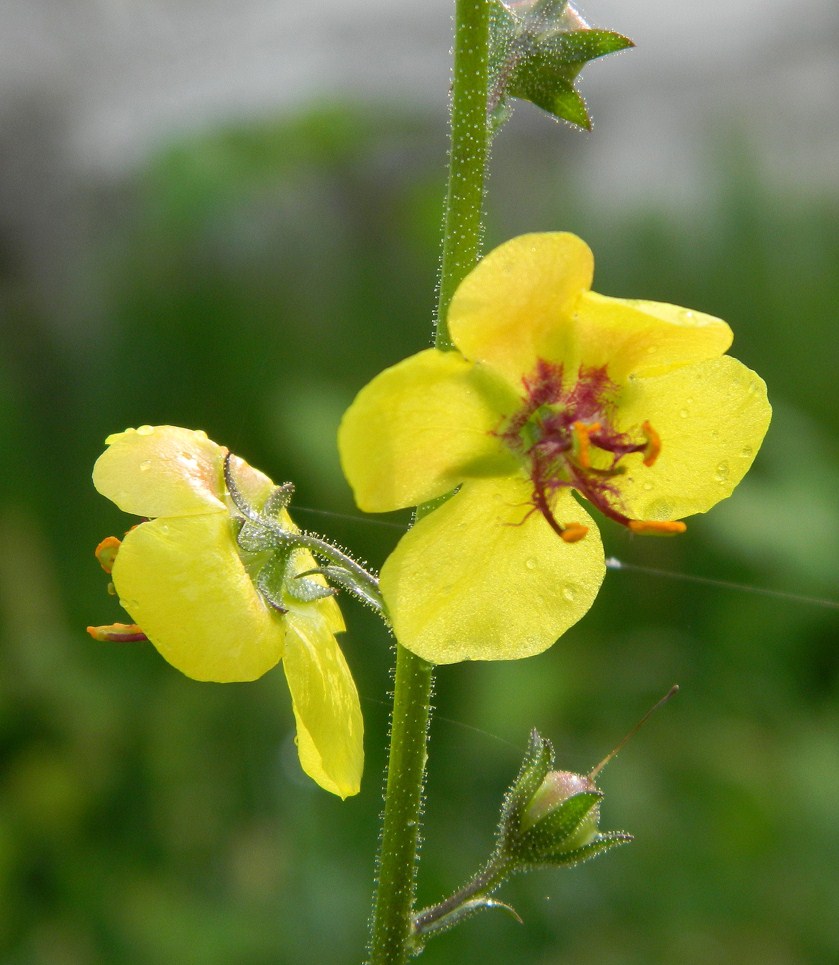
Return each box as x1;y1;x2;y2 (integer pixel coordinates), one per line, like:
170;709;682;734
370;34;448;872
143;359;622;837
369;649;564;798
1;103;838;964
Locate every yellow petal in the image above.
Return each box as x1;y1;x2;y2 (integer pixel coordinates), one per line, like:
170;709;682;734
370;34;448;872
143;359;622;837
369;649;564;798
338;348;518;512
615;355;771;520
94;426;226;518
448;233;594;386
380;476;605;664
282;609;363;798
572;292;734;380
112;514;285;682
227;452;282;510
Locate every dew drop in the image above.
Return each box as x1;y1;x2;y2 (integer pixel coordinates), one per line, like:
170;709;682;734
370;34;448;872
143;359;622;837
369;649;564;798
525;558;537;570
139;460;151;472
642;481;654;492
714;460;730;482
137;425;154;436
681;310;695;322
740;446;753;459
561;584;576;602
679;408;689;419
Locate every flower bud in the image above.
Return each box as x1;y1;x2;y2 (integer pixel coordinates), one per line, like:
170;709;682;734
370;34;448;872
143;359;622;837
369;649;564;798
521;769;600;850
496;731;630;870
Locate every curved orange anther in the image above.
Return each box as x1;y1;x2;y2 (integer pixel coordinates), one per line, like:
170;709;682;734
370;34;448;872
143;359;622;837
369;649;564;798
86;623;148;643
94;536;122;574
572;421;602;469
641;420;661;467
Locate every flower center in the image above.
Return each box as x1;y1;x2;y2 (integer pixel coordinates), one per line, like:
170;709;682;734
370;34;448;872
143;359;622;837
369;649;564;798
497;360;684;541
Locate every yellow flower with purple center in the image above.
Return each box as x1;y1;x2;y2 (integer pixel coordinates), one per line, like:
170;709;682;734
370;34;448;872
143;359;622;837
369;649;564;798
88;425;363;798
339;233;771;665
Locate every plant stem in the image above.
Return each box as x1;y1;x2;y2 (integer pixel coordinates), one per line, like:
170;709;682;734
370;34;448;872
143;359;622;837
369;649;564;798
367;1;491;962
412;854;515;939
435;0;492;350
367;645;434;963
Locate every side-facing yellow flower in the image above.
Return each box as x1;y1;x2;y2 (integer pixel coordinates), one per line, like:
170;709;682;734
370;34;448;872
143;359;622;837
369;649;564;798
89;425;363;798
339;233;771;665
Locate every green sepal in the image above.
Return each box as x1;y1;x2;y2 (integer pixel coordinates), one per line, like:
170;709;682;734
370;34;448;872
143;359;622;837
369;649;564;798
255;550;292;612
533;28;634;67
498;729;554;839
236;519;277;553
527;830;633;870
488;0;634;130
284;559;337;604
263;483;295;519
517;789;601;858
515;78;590;129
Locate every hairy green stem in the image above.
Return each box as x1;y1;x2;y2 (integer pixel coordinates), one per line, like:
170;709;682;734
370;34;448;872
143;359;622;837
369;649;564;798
367;646;435;963
412;854;515;939
367;1;491;962
435;0;492;350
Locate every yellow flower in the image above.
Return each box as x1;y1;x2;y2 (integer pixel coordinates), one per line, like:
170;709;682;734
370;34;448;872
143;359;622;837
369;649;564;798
339;233;771;665
90;425;363;798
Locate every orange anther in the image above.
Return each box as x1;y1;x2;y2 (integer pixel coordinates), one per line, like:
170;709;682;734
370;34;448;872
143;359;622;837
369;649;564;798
572;421;602;469
560;522;589;543
641;420;661;467
628;519;687;536
94;536;122;574
86;623;148;643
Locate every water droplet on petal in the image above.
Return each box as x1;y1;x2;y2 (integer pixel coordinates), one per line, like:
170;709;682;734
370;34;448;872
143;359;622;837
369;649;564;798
679;408;689;419
137;425;154;436
642;481;654;492
714;460;730;482
740;446;753;459
139;460;151;472
561;584;576;602
525;558;537;570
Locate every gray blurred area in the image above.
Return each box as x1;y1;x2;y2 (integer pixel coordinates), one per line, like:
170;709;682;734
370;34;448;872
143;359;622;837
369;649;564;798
1;0;837;296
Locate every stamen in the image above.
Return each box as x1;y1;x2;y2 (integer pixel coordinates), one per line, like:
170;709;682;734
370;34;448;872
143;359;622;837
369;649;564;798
628;519;687;536
532;480;589;543
572;421;601;469
94;536;122;574
641;420;661;467
560;523;589;543
86;623;149;643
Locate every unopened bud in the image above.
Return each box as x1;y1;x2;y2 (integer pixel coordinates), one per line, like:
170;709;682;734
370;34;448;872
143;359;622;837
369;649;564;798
521;769;600;849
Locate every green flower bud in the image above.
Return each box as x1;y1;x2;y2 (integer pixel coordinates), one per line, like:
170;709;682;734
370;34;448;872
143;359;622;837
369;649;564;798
497;731;630;870
521;769;600;849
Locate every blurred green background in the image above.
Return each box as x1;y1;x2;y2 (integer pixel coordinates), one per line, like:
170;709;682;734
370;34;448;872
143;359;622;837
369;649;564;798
2;81;839;965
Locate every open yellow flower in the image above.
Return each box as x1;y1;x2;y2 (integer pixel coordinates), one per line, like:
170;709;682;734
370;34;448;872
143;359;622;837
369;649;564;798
339;233;771;665
90;425;363;798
